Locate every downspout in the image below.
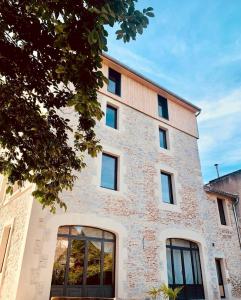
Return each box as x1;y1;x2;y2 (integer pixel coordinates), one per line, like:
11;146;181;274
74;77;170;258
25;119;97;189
232;195;241;249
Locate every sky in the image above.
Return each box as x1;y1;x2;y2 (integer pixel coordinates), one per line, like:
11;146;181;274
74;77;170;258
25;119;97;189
106;0;241;183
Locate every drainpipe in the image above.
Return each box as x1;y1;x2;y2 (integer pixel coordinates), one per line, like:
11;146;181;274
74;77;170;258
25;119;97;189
232;195;241;249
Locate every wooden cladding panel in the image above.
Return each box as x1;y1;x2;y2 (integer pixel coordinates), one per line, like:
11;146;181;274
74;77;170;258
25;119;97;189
100;61;198;137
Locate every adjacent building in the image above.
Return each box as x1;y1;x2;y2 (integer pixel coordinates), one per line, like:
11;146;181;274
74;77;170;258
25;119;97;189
0;55;241;300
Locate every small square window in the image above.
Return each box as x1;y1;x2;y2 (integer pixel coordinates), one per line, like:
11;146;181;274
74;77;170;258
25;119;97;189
161;172;174;204
158;95;169;119
159;128;168;149
108;68;121;96
217;198;227;225
101;153;118;190
106;105;117;129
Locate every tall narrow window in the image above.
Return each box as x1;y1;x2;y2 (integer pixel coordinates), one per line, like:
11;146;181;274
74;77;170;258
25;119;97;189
106;105;117;129
159;128;168;149
101;153;118;190
108;68;121;96
215;259;225;298
0;226;11;273
166;239;205;299
158;95;169;119
161;172;174;204
217;198;226;225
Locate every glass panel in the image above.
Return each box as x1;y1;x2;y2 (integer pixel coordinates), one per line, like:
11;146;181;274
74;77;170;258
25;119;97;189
193;250;202;284
173;249;183;284
158;96;169;119
161;172;173;204
166;248;173;284
171;239;191;248
108;68;121;96
101;154;117;190
82;227;103;238
217;199;226;225
86;241;101;285
108;79;116;94
71;226;83;235
58;226;70;235
159;128;167;149
104;231;115;240
166;239;171;245
52;237;68;285
106;105;117;129
68;239;85;285
103;242;114;285
183;250;194;284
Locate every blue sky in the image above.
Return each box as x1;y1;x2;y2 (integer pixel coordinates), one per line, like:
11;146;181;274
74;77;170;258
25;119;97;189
106;0;241;183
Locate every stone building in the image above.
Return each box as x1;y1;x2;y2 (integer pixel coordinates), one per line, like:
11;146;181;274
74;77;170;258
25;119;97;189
206;169;241;221
0;55;241;300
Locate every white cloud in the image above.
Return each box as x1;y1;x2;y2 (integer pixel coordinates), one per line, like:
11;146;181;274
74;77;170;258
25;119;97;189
197;88;241;122
106;43;177;84
198;87;241;178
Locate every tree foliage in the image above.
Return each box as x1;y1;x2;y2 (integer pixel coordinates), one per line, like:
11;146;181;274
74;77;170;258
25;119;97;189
0;1;154;212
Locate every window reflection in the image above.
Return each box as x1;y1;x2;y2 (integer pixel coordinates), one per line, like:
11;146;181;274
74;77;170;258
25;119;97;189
52;237;68;285
51;226;115;298
103;242;114;285
166;238;204;300
68;240;85;285
86;241;101;285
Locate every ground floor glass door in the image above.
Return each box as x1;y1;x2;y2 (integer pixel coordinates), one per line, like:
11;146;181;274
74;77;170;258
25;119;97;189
50;226;115;298
166;238;205;300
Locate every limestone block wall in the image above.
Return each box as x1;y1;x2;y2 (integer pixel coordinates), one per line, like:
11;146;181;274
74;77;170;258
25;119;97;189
0;81;241;300
0;178;33;300
9;93;241;300
203;192;241;300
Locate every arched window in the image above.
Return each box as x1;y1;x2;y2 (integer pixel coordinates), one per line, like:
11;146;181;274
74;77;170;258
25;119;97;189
50;226;115;298
166;239;205;300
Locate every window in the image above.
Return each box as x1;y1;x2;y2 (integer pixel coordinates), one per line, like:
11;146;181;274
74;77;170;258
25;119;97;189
158;95;169;119
0;226;11;273
106;105;117;129
217;198;226;225
215;259;225;298
159;128;168;149
51;226;115;298
101;153;118;190
161;172;173;204
166;239;205;300
108;68;121;96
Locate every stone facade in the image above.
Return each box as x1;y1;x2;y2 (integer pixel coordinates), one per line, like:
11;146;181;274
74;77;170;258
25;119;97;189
0;56;241;300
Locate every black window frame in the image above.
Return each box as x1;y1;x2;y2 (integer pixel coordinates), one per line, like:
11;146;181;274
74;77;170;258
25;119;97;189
161;171;174;204
106;104;118;129
166;238;205;300
217;198;227;226
50;226;116;298
159;127;168;149
158;95;169;120
101;153;118;191
108;68;121;97
215;258;225;298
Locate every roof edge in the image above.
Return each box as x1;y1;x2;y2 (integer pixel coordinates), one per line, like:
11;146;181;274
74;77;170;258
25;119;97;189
209;169;241;184
102;53;201;113
204;184;238;199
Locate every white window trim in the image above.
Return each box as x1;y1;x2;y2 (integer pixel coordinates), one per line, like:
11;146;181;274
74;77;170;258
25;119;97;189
97;146;125;194
216;198;232;228
0;220;14;287
159;166;181;212
105;101;120;131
